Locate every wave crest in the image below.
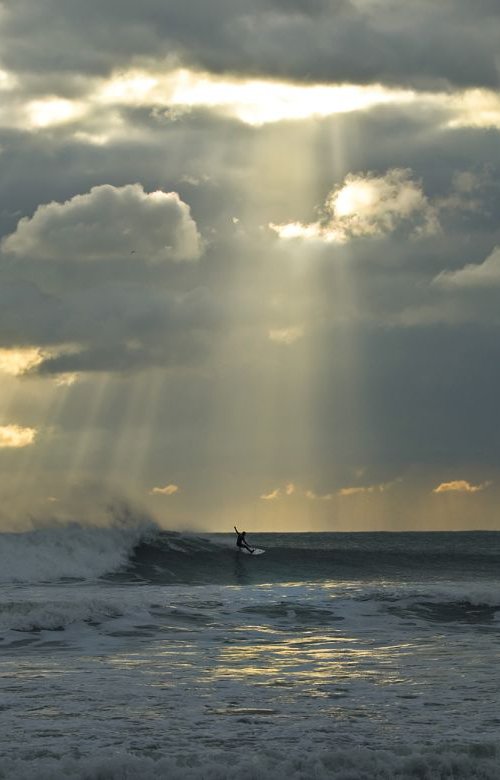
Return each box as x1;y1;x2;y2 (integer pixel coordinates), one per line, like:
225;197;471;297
0;520;157;583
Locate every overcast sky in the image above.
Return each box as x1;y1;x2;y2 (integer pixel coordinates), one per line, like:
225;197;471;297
1;0;500;531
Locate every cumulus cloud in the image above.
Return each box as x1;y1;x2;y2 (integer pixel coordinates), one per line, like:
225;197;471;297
0;425;37;448
435;247;500;288
2;183;201;264
433;480;491;494
271;169;439;244
0;184;210;376
329;170;438;237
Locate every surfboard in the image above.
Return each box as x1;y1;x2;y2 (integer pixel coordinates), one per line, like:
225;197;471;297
240;547;265;555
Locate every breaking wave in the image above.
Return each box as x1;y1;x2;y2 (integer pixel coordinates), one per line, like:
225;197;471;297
2;527;500;588
0;521;156;584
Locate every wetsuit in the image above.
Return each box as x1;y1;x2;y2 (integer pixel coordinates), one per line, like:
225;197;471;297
234;527;253;553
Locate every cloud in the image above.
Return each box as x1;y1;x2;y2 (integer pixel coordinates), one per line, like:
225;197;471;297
271;169;439;244
261;483;333;500
2;1;500;92
0;347;44;375
4;62;500;139
151;484;180;496
260;488;280;500
433;480;491;494
338;486;372;497
27;97;88;128
435;247;500;288
2;2;500;530
305;490;334;500
0;185;212;375
338;479;400;496
2;183;201;264
0;424;37;448
268;326;303;345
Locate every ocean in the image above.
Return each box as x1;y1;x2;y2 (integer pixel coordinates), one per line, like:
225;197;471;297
1;523;500;779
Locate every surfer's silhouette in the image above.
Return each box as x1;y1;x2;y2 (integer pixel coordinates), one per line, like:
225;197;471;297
234;526;254;554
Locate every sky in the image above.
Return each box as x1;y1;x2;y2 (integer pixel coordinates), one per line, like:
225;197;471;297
1;0;500;531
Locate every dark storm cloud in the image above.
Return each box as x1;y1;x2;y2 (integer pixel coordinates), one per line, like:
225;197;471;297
1;0;500;90
0;279;215;351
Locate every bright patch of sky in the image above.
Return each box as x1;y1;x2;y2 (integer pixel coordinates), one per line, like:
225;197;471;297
1;67;500;134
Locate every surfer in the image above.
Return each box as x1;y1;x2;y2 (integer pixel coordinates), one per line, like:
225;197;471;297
234;526;254;554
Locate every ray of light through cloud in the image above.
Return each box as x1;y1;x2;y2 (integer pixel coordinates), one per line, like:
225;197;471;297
0;2;499;531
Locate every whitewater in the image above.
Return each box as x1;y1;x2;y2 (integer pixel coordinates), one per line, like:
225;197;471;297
1;524;500;779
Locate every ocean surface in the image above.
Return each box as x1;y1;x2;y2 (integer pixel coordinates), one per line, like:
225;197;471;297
1;523;500;778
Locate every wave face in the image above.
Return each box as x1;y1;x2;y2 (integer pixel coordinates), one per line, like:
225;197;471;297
2;527;500;586
125;530;500;586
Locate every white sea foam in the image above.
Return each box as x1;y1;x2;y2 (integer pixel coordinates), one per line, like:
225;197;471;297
1;742;500;779
0;521;156;583
1;533;500;780
0;595;126;632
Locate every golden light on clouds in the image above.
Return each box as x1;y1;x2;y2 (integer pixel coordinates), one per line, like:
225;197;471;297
338;486;378;496
2;66;499;140
163;71;417;125
27;97;86;128
306;490;334;501
100;72;158;103
0;425;37;448
338;478;401;497
261;483;335;500
151;484;179;496
433;480;491;494
446;88;500;130
271;169;438;244
269;219;345;243
98;69;500;129
261;483;297;500
260;488;281;500
0;69;16;90
0;348;43;376
54;373;80;387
